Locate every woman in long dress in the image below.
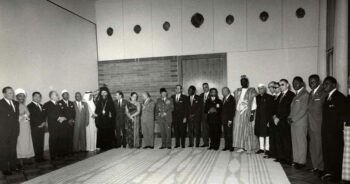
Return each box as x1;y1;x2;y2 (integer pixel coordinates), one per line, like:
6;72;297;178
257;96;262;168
84;92;97;152
15;88;35;167
126;92;141;148
94;87;116;151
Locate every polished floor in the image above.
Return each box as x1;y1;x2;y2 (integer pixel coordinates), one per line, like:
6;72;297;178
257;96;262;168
0;139;346;184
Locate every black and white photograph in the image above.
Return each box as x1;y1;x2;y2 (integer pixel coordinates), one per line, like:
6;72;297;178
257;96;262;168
0;0;350;183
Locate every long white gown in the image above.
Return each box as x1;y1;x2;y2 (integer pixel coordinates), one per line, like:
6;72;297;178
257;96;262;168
17;103;35;158
84;93;97;151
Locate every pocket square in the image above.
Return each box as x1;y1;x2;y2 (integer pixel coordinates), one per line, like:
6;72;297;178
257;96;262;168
314;99;320;101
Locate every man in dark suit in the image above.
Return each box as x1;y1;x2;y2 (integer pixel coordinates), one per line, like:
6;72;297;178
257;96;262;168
321;76;347;182
114;91;128;148
255;84;274;155
266;81;280;159
58;90;76;156
171;85;189;148
274;79;295;165
27;92;46;162
199;83;210;147
221;87;235;151
0;87;19;176
43;91;64;161
187;86;202;147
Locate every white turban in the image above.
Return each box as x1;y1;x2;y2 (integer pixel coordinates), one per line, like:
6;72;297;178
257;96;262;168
15;88;26;96
61;89;68;95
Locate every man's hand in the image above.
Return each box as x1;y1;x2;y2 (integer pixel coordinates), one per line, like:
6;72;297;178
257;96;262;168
228;120;232;127
208;107;217;114
287;118;293;125
183;118;187;123
38;122;45;128
274;117;279;125
57;117;66;123
249;114;254;122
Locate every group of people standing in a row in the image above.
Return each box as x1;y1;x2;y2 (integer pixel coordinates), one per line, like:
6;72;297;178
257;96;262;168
0;74;349;182
0;88;98;176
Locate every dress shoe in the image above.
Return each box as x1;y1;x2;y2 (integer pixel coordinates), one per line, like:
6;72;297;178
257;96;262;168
255;149;264;154
236;149;245;153
2;170;12;176
208;147;213;150
200;144;209;147
181;145;185;148
143;146;149;149
174;145;180;148
195;144;200;148
167;147;172;149
229;148;235;152
294;163;306;169
222;147;228;151
150;146;154;149
159;146;165;149
188;145;193;147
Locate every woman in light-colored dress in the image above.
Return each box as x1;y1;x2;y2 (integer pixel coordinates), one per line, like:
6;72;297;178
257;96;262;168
84;92;97;152
126;92;141;148
15;88;35;167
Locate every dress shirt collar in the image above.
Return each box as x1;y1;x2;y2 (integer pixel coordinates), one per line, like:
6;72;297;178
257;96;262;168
313;85;320;95
328;88;337;99
296;87;304;95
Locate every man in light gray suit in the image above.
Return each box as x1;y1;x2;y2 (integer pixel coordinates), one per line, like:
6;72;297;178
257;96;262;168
288;76;309;169
307;74;327;175
141;92;156;149
73;92;90;152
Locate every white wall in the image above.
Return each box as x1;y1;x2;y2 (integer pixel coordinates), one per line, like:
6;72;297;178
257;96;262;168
49;0;96;23
96;0;320;89
0;0;98;102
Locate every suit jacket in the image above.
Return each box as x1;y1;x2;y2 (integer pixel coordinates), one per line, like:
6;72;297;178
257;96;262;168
221;95;236;124
256;93;274;126
43;101;60;132
199;92;209;111
155;97;174;123
74;101;89;127
289;88;309;124
0;98;20;138
114;99;128;123
307;86;327;131
204;98;223;116
322;90;347;134
27;102;45;127
187;95;202;122
58;100;76;125
276;90;295;121
171;94;189;119
141;98;155;122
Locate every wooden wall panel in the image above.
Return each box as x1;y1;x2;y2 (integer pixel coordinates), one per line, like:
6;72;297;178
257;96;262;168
98;57;179;99
181;53;227;97
98;53;226;100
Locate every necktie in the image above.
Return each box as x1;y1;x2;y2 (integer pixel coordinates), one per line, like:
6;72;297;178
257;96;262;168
223;97;226;104
119;100;122;107
9;100;15;112
279;93;285;103
37;103;42;111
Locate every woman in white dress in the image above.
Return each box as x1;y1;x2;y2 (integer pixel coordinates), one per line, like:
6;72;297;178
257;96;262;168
84;92;97;151
15;88;35;167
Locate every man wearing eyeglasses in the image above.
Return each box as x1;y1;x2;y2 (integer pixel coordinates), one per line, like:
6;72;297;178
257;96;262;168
274;79;295;165
265;81;279;159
